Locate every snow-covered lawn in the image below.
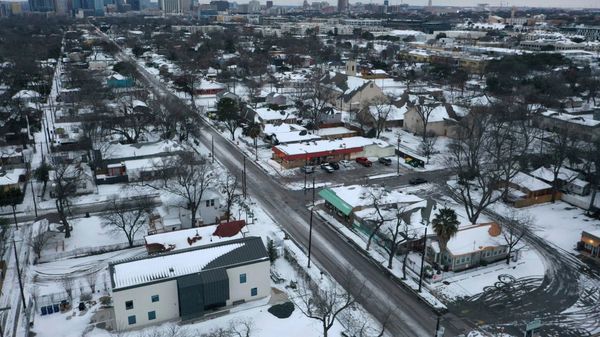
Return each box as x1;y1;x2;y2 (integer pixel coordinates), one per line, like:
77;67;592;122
512;201;600;253
44;215;132;256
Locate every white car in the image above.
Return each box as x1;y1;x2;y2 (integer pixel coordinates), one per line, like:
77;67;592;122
339;160;351;168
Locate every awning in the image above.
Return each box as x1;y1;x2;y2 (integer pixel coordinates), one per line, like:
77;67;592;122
318;188;353;216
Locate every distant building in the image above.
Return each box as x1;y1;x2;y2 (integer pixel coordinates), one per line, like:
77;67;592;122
29;0;54;12
336;0;346;12
247;0;259;13
266;0;272;8
159;0;189;13
209;0;228;11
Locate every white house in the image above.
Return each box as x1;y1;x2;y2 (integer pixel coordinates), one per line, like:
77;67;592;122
109;237;270;331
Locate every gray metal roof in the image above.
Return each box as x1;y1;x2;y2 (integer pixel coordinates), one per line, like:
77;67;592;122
204;236;268;270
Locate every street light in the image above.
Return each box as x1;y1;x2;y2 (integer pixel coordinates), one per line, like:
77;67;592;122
397;134;401;176
308;208;314;268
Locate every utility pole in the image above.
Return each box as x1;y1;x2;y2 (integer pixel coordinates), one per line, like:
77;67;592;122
312;175;316;206
307;209;313;268
0;306;10;337
418;226;428;292
254;138;258;161
13;241;26;310
397;135;401;176
11;205;18;230
30;180;38;218
211;136;215;163
243;156;247;198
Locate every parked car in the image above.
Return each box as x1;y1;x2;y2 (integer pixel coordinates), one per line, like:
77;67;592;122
328;162;340;170
378;157;392;166
355;157;372;167
409;177;428;185
320;163;334;173
339;160;351;168
301;165;315;174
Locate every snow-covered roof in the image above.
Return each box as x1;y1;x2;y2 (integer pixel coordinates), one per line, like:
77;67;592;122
12;90;41;100
541;110;600;127
199;81;226;90
263;123;306;134
272;131;321;144
328;185;424;209
109;73;127;81
144;225;243;252
510;172;552;192
274;136;391;156
446;223;504;256
111;238;265;290
0;168;25;186
104;140;183;160
255;108;298;122
315;126;357;137
529;166;578;183
132;100;148;109
368;104;407;122
426;105;451;122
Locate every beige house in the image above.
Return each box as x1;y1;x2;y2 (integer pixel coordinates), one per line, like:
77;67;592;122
403;104;460;137
320;72;385;112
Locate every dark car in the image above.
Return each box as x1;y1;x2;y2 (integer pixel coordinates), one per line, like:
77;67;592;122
409;177;428;185
328;162;340;170
378;157;392;166
320;163;334;173
356;157;372;167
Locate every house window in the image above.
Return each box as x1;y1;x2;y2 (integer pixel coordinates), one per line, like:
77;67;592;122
240;273;247;284
148;311;156;320
128;315;136;325
125;300;133;310
151;295;159;303
251;287;258;296
205;199;215;207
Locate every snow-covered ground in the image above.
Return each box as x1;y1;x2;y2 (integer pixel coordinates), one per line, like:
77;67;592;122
513;201;600;253
433;248;545;301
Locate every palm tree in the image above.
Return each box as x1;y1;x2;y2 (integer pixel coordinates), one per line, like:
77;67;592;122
432;207;460;264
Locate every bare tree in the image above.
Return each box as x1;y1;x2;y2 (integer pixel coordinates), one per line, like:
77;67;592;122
60;275;75;301
364;189;390;251
29;227;51;262
296;272;361;337
411;96;439;142
85;270;98;293
228;318;255;337
366;96;394;139
500;211;533;265
544;127;578;202
419;133;438;164
101;196;153;247
221;173;240;222
378;205;418;278
51;160;83;238
340;306;390;337
152;153;215;228
296;68;336;130
101;95;153;144
447;115;501;224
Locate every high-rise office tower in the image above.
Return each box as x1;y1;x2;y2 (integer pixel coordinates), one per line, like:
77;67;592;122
337;0;347;12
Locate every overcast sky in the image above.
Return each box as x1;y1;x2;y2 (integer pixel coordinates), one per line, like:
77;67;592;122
277;0;600;8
